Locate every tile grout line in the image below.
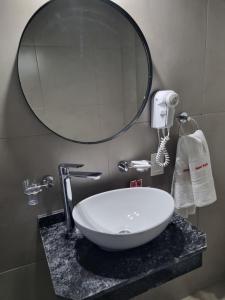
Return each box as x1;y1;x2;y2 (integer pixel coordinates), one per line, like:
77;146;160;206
1;109;225;142
0;260;46;277
202;0;210;110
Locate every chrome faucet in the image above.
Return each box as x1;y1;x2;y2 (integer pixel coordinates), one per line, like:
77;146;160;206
58;163;102;232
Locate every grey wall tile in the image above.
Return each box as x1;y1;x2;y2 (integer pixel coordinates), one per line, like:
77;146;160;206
204;0;225;114
0;0;49;138
0;261;57;300
202;278;225;299
114;0;207;116
197;113;225;280
0;66;50;138
132;265;217;300
0;216;44;273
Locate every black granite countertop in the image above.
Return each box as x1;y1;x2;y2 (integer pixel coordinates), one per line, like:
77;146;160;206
39;212;207;300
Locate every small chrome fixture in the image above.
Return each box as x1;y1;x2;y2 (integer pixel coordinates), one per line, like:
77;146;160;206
58;163;102;232
118;160;151;173
176;112;199;136
23;175;54;206
176;112;190;124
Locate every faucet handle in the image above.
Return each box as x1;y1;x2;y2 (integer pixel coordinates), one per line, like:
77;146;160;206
118;160;129;172
58;163;84;169
42;175;54;189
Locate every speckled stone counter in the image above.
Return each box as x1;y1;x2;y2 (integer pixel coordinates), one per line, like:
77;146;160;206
39;212;207;300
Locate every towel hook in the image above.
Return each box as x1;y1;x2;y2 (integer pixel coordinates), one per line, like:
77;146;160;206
176;112;199;136
176;112;190;123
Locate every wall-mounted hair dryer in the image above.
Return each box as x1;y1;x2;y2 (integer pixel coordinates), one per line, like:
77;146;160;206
151;90;179;167
151;90;179;129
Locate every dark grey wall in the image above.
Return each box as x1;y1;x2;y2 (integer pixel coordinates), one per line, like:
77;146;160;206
0;0;225;299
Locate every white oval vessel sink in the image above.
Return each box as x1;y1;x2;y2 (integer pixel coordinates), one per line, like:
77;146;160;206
72;187;174;251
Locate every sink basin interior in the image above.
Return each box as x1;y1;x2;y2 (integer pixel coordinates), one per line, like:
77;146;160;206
73;188;174;236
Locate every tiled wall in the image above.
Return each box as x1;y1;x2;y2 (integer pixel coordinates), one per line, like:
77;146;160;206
0;0;225;299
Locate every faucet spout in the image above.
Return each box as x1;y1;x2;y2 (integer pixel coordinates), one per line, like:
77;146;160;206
58;163;102;232
70;171;102;180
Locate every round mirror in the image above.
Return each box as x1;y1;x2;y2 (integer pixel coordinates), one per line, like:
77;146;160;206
18;0;152;144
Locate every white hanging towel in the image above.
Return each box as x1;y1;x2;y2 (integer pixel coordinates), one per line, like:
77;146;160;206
171;130;217;218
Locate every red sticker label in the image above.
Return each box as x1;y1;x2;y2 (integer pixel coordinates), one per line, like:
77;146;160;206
195;163;208;170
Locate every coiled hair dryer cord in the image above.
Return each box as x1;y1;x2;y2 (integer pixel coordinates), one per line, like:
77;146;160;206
156;129;170;167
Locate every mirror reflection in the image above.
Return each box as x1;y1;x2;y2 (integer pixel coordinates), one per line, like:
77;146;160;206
18;0;152;143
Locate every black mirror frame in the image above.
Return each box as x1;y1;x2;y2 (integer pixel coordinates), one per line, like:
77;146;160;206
17;0;153;144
